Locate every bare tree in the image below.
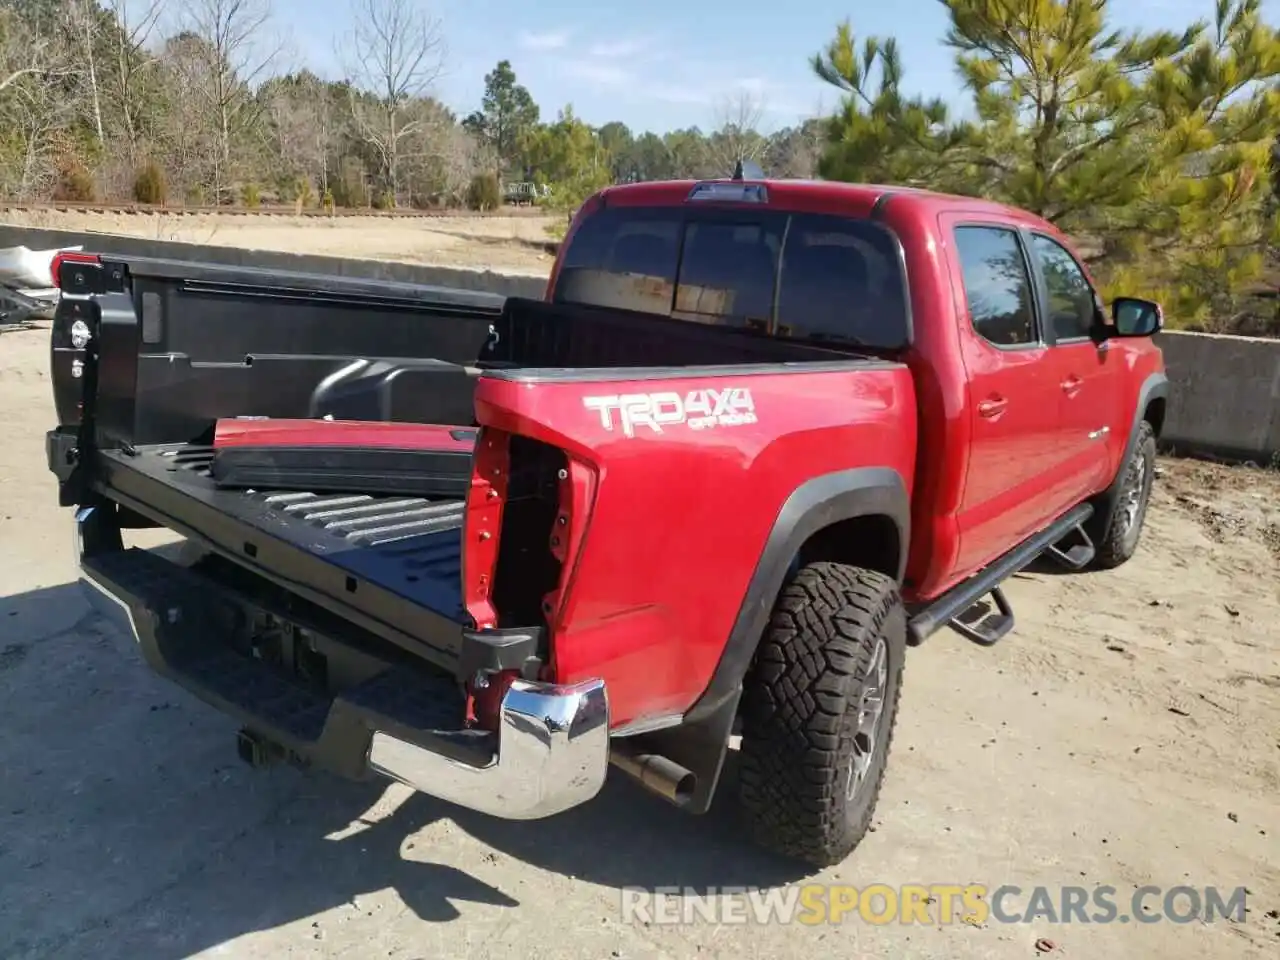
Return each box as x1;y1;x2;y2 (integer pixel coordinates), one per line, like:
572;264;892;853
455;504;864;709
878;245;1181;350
430;125;488;206
180;0;282;200
707;88;768;173
0;70;76;198
266;76;339;198
104;0;168;159
0;6;75;95
60;0;107;144
0;8;77;197
396;97;480;205
157;32;222;200
341;0;446;204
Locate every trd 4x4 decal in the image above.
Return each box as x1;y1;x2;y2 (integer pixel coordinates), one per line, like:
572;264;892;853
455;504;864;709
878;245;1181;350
583;388;757;438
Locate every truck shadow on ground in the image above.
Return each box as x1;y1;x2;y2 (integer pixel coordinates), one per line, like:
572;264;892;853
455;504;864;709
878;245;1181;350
0;580;811;960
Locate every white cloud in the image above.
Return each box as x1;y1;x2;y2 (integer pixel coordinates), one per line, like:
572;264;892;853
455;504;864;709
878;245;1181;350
645;75;806;121
565;60;632;86
648;83;715;107
524;34;803;122
518;29;570;51
586;39;651;59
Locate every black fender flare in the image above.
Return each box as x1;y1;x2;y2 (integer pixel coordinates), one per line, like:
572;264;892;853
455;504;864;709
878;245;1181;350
1087;371;1169;539
684;466;911;726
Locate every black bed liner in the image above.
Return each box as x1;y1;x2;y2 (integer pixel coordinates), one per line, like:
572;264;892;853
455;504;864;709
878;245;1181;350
93;442;468;670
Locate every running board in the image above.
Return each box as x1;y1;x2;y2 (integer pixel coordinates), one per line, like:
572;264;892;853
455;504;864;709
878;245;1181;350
947;586;1014;646
907;502;1095;646
1045;522;1096;571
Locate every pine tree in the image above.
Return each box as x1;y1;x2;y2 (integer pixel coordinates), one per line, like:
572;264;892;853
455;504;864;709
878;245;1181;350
814;0;1280;329
811;23;974;189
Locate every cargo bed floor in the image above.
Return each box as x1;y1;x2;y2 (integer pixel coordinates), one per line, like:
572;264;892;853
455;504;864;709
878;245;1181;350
96;444;467;647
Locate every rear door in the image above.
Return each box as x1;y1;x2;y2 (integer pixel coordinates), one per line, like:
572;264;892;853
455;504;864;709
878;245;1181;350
943;218;1071;576
1024;231;1121;500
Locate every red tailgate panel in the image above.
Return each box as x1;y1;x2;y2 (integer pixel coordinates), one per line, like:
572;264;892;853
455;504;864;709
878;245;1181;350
213;418;477;452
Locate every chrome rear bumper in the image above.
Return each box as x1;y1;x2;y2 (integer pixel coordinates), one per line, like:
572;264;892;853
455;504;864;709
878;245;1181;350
74;506;610;820
368;678;609;819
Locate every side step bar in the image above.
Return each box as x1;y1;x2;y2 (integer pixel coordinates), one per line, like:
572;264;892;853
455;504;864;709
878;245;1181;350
907;502;1094;646
1044;522;1097;571
946;585;1014;647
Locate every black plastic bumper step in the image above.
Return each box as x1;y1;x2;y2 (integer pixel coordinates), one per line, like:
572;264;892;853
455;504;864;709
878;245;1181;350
82;546;493;774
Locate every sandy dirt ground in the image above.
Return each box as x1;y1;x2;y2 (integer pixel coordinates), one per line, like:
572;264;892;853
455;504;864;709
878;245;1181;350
1;322;1278;960
0;209;562;277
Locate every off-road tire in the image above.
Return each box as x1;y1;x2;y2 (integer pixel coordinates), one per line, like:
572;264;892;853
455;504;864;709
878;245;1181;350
737;562;906;867
1093;420;1157;570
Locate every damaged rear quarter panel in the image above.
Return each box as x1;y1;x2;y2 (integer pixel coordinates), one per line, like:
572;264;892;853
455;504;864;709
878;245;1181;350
474;364;918;728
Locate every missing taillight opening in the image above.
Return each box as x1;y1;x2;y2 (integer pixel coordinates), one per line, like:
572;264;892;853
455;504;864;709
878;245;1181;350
490;435;568;630
462;430;575;632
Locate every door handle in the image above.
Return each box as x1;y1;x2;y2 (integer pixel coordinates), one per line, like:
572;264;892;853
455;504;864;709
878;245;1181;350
978;396;1008;418
1060;376;1082;396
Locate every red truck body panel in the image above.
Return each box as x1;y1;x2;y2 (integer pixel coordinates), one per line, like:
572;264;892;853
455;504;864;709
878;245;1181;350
552;179;1163;602
213;418;475;452
472;365;917;729
596;177;1168;606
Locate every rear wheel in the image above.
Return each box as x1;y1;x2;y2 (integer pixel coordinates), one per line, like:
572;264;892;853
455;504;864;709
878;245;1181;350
737;562;905;867
1093;420;1157;569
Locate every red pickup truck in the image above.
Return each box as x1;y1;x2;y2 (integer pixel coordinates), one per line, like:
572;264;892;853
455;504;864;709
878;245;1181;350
45;175;1167;867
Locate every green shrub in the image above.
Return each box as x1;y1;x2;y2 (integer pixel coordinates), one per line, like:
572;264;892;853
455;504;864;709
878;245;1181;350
241;182;261;207
466;172;501;211
322;188;335;213
54;161;95;202
372;189;396;210
133;161;167;204
329;159;365;208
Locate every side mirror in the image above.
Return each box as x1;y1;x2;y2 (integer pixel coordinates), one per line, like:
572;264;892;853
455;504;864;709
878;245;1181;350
1110;297;1163;337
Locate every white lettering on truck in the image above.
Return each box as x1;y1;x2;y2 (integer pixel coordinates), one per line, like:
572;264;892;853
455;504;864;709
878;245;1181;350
583;387;757;438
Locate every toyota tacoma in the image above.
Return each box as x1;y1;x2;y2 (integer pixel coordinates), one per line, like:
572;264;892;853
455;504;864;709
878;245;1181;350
45;175;1167;866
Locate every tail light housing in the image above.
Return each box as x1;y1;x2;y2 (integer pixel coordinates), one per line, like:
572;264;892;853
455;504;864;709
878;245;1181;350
50;252;101;292
462;428;510;631
461;426;595;729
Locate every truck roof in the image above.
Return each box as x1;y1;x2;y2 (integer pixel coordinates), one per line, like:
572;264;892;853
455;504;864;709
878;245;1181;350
598;177;1055;232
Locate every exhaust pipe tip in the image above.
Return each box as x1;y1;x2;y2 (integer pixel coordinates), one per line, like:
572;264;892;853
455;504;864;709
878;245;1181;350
610;748;696;807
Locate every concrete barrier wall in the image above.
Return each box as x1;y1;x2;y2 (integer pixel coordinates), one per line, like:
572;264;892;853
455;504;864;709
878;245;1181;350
3;225;1277;462
1154;330;1280;464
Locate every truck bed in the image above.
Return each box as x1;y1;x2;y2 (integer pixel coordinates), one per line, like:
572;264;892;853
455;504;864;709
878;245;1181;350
92;442;468;668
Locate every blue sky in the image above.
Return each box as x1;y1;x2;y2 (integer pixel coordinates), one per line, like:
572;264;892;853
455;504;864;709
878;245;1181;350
265;0;1274;134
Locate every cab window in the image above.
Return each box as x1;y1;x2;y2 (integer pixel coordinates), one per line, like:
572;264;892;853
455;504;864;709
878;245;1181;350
554;206;910;349
1029;233;1097;342
953;226;1038;347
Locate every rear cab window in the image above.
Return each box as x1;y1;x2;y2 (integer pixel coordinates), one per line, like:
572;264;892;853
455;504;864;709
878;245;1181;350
952;225;1039;348
552;202;911;350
